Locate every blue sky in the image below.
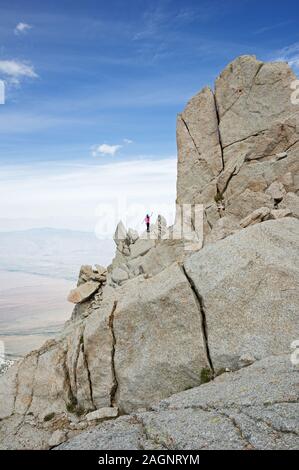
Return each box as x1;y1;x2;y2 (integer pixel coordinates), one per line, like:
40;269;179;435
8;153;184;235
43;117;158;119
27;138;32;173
0;0;298;231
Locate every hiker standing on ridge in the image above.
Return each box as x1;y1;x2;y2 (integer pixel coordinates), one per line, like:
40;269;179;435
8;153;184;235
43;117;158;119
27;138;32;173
144;213;151;232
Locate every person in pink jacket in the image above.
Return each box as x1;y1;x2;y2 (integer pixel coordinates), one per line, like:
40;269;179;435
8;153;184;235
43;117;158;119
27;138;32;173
144;213;151;232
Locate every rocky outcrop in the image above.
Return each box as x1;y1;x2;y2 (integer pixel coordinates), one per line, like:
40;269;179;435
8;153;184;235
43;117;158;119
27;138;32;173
1;217;298;449
57;355;299;450
176;55;299;240
113;263;211;413
77;264;107;285
176;86;223;206
69;265;108;320
0;56;298;450
184;218;299;372
108;215;186;288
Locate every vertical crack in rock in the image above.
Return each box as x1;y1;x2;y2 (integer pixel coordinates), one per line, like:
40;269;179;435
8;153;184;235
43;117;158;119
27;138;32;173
204;209;213;231
81;332;96;410
62;346;79;410
213;92;225;171
181;265;214;375
12;361;21;415
217;163;239;197
14;352;40;434
246;63;264;103
180;115;202;161
25;353;40;416
109;301;119;407
72;328;83;398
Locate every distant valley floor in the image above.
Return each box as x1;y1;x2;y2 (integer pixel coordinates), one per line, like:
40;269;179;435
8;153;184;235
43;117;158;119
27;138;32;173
0;270;73;359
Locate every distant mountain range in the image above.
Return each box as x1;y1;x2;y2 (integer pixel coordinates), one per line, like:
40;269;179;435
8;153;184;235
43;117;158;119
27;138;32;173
0;228;115;280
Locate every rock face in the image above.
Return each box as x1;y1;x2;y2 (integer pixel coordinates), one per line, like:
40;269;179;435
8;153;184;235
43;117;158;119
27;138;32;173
1;218;298;449
57;355;299;450
176;86;223;205
113;263;211;413
184;218;299;372
176;55;299;240
0;56;298;450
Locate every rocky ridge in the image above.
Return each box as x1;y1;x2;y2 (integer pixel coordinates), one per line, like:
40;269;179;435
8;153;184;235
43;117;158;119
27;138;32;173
176;55;299;242
0;55;298;450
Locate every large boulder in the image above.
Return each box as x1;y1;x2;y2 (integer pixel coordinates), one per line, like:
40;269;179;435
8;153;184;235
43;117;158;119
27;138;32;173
67;280;100;304
113;263;211;413
184;218;299;372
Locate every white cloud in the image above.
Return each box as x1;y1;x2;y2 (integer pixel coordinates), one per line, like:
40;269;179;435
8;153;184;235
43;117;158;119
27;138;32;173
0;60;38;85
14;22;32;35
91;143;122;157
91;139;133;157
